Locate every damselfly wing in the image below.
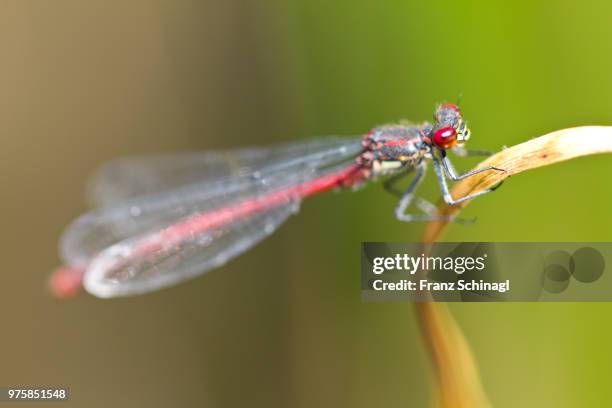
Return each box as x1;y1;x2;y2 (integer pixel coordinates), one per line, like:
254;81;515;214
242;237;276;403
59;138;363;298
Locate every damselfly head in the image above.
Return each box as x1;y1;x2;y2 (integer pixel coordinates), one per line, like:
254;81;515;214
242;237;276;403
431;103;471;149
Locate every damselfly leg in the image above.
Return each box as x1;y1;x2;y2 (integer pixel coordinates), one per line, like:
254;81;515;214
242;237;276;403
383;167;415;197
440;150;505;181
384;165;473;223
393;163;461;223
432;152;505;205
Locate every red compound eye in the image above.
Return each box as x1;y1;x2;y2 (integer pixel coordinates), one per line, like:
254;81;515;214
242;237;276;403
432;126;458;149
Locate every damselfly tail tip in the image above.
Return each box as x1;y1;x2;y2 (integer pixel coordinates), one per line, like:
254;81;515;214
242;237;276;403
48;265;85;299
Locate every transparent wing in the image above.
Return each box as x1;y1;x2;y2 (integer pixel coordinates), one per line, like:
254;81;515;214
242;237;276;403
83;200;299;298
89;137;362;206
63;137;361;265
60;137;363;297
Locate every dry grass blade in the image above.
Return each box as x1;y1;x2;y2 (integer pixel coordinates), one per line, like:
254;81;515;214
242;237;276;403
416;302;491;408
416;126;612;408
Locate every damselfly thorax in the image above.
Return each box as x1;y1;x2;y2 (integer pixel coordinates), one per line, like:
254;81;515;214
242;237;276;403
358;123;432;178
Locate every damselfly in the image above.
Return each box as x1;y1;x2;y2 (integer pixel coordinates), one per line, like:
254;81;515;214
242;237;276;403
51;103;504;298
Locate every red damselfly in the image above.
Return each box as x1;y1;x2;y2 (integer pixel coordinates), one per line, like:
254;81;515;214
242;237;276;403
51;103;504;298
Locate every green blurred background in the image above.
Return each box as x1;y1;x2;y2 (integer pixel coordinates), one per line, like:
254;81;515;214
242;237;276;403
2;0;612;407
